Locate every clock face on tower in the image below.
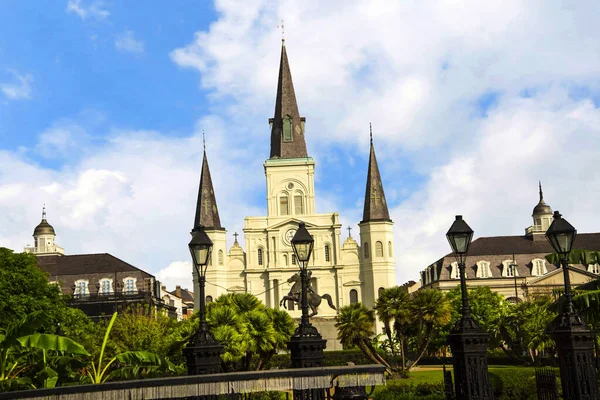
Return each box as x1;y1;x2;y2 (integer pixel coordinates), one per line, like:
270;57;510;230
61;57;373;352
284;228;297;245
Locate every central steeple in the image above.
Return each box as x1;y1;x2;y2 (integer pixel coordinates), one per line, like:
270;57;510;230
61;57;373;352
361;125;391;223
269;42;308;159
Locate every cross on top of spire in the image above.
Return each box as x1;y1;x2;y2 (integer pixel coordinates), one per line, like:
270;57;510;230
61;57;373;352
278;20;285;43
42;204;46;219
369;123;373;145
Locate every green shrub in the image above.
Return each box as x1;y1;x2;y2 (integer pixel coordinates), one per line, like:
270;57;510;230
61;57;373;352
373;381;445;400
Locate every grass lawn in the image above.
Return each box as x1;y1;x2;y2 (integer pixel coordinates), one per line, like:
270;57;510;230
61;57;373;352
376;365;543;400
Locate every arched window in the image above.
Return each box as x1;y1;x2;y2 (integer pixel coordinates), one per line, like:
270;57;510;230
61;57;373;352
375;241;383;257
476;261;491;278
531;259;547;276
325;245;331;262
218;250;224;266
279;195;289;216
363;243;369;259
74;279;89;295
206;296;213;303
257;249;263;266
99;279;112;294
294;194;303;215
378;287;385;298
450;262;459;279
349;289;358;304
292;254;297;265
283;254;289;266
283;115;293;142
124;277;137;294
388;241;393;257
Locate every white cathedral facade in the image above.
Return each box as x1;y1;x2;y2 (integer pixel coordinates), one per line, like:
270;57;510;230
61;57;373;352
192;43;397;338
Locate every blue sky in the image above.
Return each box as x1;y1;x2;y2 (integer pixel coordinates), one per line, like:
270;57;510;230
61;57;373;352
1;1;600;289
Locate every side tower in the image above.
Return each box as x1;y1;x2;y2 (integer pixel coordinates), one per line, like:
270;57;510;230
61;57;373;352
192;143;227;310
264;41;316;221
25;207;64;256
358;129;396;309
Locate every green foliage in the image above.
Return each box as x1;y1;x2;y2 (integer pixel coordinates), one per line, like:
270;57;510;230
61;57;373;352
109;305;179;356
373;381;445;400
0;248;67;332
207;293;295;371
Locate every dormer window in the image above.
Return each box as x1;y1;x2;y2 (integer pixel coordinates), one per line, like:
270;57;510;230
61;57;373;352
124;277;137;294
476;261;492;278
502;260;519;277
531;259;548;277
588;264;600;274
283;115;293;142
450;262;460;279
99;279;113;294
74;279;89;295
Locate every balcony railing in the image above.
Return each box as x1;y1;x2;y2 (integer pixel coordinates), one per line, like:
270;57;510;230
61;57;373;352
526;225;544;235
24;245;65;255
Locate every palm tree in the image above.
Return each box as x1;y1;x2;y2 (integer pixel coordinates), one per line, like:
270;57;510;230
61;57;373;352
335;303;393;374
407;289;451;369
374;286;412;369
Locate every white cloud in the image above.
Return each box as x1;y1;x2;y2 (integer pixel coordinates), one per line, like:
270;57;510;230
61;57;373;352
115;31;145;54
1;71;33;100
66;0;109;21
156;261;194;292
169;0;600;284
3;1;600;292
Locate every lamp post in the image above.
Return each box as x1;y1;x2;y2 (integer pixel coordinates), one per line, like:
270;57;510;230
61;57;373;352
446;215;493;400
545;211;597;399
183;226;223;375
287;223;327;399
510;256;519;302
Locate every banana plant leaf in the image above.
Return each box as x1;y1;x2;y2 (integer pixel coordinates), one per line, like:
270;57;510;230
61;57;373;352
108;351;178;381
17;334;90;356
545;250;600;265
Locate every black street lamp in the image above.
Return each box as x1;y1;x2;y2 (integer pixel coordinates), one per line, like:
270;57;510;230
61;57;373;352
183;226;223;375
546;211;598;399
446;215;493;400
287;223;327;398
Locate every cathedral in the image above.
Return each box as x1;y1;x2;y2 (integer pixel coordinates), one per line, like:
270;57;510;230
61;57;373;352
192;42;398;344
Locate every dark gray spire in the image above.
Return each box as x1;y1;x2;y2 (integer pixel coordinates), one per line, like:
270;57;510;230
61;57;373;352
532;181;552;216
193;149;223;231
361;127;391;223
269;42;308;159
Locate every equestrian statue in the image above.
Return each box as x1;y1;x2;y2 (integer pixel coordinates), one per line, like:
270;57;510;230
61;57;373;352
279;272;336;317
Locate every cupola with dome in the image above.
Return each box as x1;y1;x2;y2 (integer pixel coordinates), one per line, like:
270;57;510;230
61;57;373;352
25;206;64;256
526;182;554;240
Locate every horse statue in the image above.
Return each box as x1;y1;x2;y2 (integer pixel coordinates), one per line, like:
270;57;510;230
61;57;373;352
279;272;336;317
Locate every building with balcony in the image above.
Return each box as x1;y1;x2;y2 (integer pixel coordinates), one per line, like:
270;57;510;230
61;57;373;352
25;210;176;320
419;183;600;300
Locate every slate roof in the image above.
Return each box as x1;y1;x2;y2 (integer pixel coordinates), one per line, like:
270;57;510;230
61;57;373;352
193;149;223;231
361;132;391;223
424;233;600;281
36;253;154;278
269;42;308;159
171;287;194;303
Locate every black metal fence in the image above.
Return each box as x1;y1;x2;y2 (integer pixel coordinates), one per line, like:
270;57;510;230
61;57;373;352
535;368;559;400
0;365;385;400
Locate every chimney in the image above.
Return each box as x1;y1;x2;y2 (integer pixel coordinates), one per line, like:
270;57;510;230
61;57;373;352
175;285;182;297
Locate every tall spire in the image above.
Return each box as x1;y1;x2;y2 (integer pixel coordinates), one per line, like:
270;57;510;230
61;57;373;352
193;142;222;231
361;126;391;223
269;42;308;159
539;180;544;202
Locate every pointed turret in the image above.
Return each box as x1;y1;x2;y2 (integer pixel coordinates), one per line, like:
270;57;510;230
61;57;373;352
269;42;308;159
361;126;391;223
192;148;222;231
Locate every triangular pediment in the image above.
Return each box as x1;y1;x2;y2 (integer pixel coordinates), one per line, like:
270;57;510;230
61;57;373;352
267;218;318;231
528;267;597;285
